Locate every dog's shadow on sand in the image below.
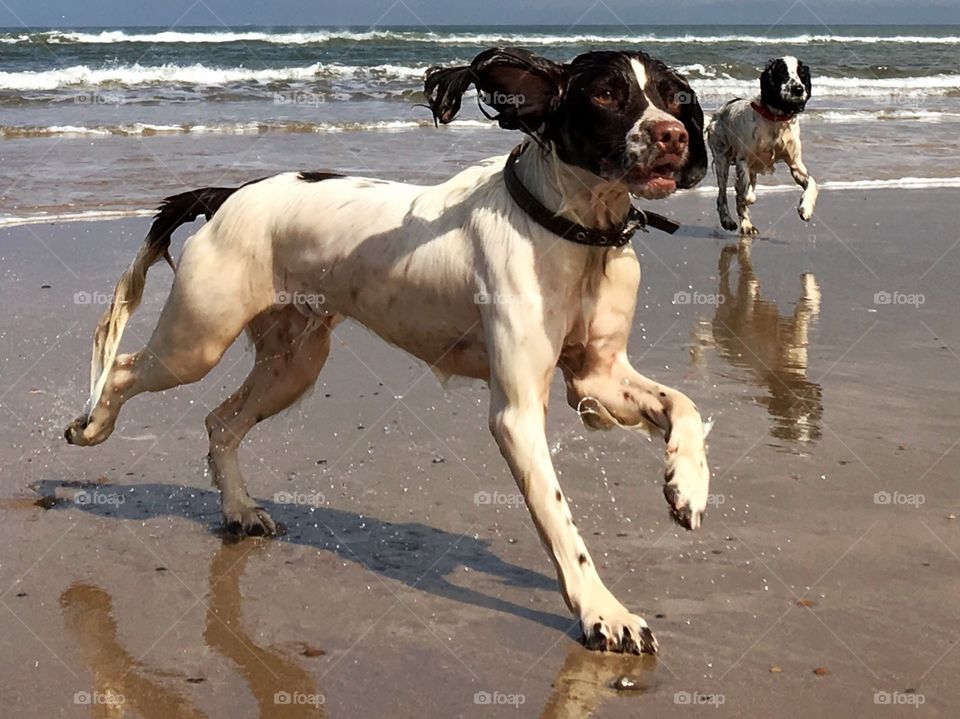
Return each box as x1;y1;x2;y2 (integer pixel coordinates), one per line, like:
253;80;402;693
33;479;572;635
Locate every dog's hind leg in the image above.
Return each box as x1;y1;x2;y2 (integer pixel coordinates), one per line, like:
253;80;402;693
65;225;272;447
714;159;739;231
205;307;336;537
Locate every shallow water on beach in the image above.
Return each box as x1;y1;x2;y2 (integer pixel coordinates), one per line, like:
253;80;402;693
0;24;959;222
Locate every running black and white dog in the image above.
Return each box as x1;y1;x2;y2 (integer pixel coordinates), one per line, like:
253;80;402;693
64;48;710;655
707;56;817;235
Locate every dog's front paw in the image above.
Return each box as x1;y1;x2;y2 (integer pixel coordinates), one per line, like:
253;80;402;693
798;201;814;222
720;216;739;232
738;221;759;236
663;422;710;530
579;593;657;654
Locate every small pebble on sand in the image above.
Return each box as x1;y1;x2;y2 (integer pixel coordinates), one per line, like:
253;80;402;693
770;666;782;673
813;667;829;676
611;676;640;691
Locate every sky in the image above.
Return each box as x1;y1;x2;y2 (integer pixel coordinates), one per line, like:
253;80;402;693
1;0;958;28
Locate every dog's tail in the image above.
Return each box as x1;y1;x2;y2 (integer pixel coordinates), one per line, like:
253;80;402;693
85;185;242;415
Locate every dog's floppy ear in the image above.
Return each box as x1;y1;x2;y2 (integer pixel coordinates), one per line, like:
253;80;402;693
425;48;566;134
797;60;812;98
669;74;708;189
759;58;780;106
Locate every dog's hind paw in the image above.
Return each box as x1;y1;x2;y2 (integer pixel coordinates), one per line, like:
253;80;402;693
798;203;814;222
222;506;281;538
580;598;657;655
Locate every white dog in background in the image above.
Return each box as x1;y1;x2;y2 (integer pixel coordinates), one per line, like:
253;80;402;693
707;56;818;235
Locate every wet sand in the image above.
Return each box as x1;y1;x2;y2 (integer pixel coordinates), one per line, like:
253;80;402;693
1;187;958;717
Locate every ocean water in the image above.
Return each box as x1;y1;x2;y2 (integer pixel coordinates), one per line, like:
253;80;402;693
0;24;958;222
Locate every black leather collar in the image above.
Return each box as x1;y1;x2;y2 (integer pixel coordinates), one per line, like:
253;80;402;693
503;144;679;248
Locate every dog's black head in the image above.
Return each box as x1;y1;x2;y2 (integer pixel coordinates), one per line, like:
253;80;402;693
425;48;708;199
759;56;811;115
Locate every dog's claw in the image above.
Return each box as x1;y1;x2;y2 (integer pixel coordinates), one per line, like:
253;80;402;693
64;416;90;446
223;506;279;538
580;602;657;655
581;623;657;655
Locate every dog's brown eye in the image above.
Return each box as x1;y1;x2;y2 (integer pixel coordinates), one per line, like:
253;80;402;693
593;88;618;107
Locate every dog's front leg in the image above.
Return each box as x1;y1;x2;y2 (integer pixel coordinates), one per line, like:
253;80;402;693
487;354;656;654
788;155;818;221
714;159;739;231
564;354;710;530
734;160;759;235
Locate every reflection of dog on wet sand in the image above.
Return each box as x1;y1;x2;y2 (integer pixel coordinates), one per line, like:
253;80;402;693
60;543;326;719
539;646;655;718
693;243;823;442
59;539;650;717
60;584;208;719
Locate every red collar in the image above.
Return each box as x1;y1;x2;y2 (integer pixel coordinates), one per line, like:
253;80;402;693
750;101;796;123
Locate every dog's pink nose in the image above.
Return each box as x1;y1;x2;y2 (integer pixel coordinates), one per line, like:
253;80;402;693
652;120;688;155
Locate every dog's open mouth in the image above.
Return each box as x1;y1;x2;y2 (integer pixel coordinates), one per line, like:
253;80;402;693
605;155;683;199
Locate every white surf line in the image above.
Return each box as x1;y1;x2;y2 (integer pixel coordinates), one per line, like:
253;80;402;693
0;208;154;228
691;176;960;195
